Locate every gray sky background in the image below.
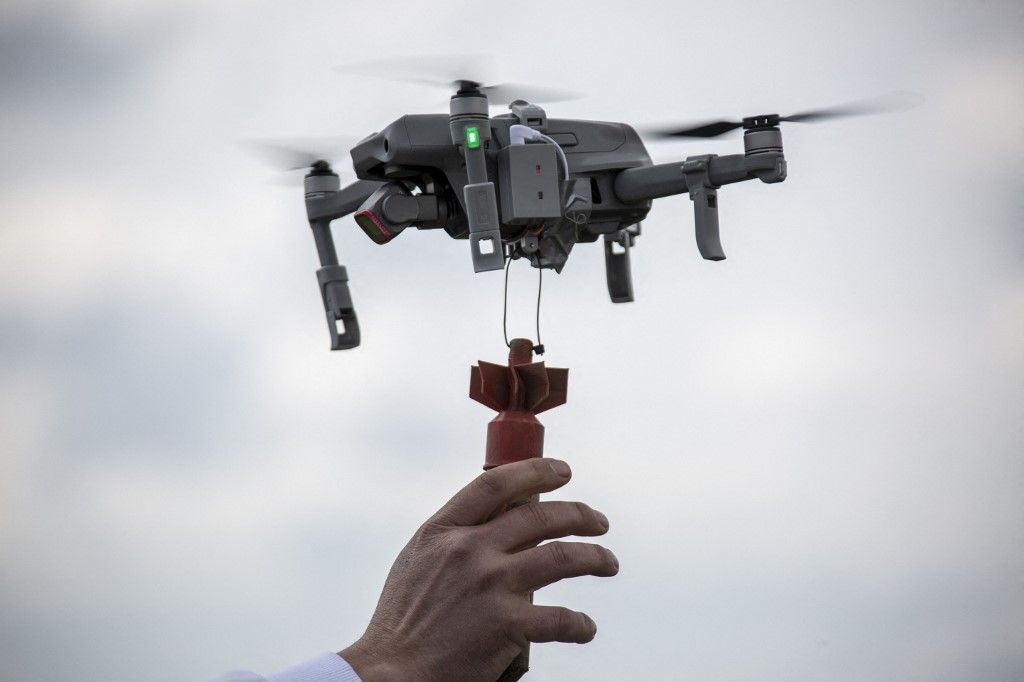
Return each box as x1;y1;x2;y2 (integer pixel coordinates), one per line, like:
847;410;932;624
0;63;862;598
1;1;1022;680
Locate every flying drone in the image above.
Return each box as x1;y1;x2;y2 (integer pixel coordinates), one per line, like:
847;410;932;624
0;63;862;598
281;66;892;351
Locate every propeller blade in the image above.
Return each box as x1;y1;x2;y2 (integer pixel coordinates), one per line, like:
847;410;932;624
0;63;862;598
335;54;491;89
335;55;582;105
642;92;920;141
643;120;744;139
480;82;581;105
779;106;873;123
243;135;366;171
245;141;324;171
780;93;921;123
243;138;360;187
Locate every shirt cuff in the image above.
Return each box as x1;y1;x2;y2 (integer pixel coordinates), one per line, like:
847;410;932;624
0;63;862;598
266;652;362;682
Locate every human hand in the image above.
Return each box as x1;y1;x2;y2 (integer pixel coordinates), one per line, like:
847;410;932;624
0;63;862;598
339;458;618;682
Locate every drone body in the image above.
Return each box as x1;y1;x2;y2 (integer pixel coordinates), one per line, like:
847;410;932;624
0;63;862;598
303;84;790;350
348;108;654;257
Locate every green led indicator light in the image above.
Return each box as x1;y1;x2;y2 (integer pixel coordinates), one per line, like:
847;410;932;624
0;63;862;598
465;126;480;149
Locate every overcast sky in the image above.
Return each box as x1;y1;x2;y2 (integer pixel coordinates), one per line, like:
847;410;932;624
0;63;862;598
1;1;1022;680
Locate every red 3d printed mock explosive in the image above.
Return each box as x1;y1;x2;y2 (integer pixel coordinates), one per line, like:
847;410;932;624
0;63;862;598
469;338;568;469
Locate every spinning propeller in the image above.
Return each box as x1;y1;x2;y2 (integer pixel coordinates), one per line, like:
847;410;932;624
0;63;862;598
645;94;919;139
335;55;581;104
244;136;365;179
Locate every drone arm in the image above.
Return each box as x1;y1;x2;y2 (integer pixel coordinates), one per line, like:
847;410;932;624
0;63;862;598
307;179;385;266
305;178;385;350
613;151;786;261
613;155;748;260
306;179;385;223
611;154;750;203
612;149;789;202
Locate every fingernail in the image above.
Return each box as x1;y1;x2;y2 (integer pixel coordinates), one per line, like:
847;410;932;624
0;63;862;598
607;549;619;571
595;511;609;530
549;459;571;478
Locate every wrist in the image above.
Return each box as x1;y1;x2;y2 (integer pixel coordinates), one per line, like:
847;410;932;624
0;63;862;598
339;638;403;682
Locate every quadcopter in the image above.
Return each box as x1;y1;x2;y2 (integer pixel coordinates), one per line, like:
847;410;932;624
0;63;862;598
288;72;888;350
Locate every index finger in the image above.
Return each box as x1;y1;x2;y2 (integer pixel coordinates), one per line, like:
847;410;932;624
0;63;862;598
431;458;573;527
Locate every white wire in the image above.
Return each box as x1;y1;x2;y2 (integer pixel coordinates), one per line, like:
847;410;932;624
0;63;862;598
536;133;570;181
509;124;570;181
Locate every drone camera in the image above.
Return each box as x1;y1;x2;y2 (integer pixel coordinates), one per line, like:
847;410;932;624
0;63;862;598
354;183;415;244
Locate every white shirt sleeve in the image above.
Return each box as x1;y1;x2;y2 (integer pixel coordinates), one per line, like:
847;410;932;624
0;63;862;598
211;652;362;682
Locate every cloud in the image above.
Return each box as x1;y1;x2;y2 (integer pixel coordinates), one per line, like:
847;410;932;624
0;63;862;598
0;3;185;103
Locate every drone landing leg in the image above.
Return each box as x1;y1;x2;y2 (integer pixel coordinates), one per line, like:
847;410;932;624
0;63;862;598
469;339;569;681
682;155;726;261
312;220;359;350
303;173;384;350
604;225;640;303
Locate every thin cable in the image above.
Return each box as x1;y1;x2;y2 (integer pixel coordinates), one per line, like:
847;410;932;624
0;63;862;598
534;267;544;355
502;251;512;349
502;251;547;355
